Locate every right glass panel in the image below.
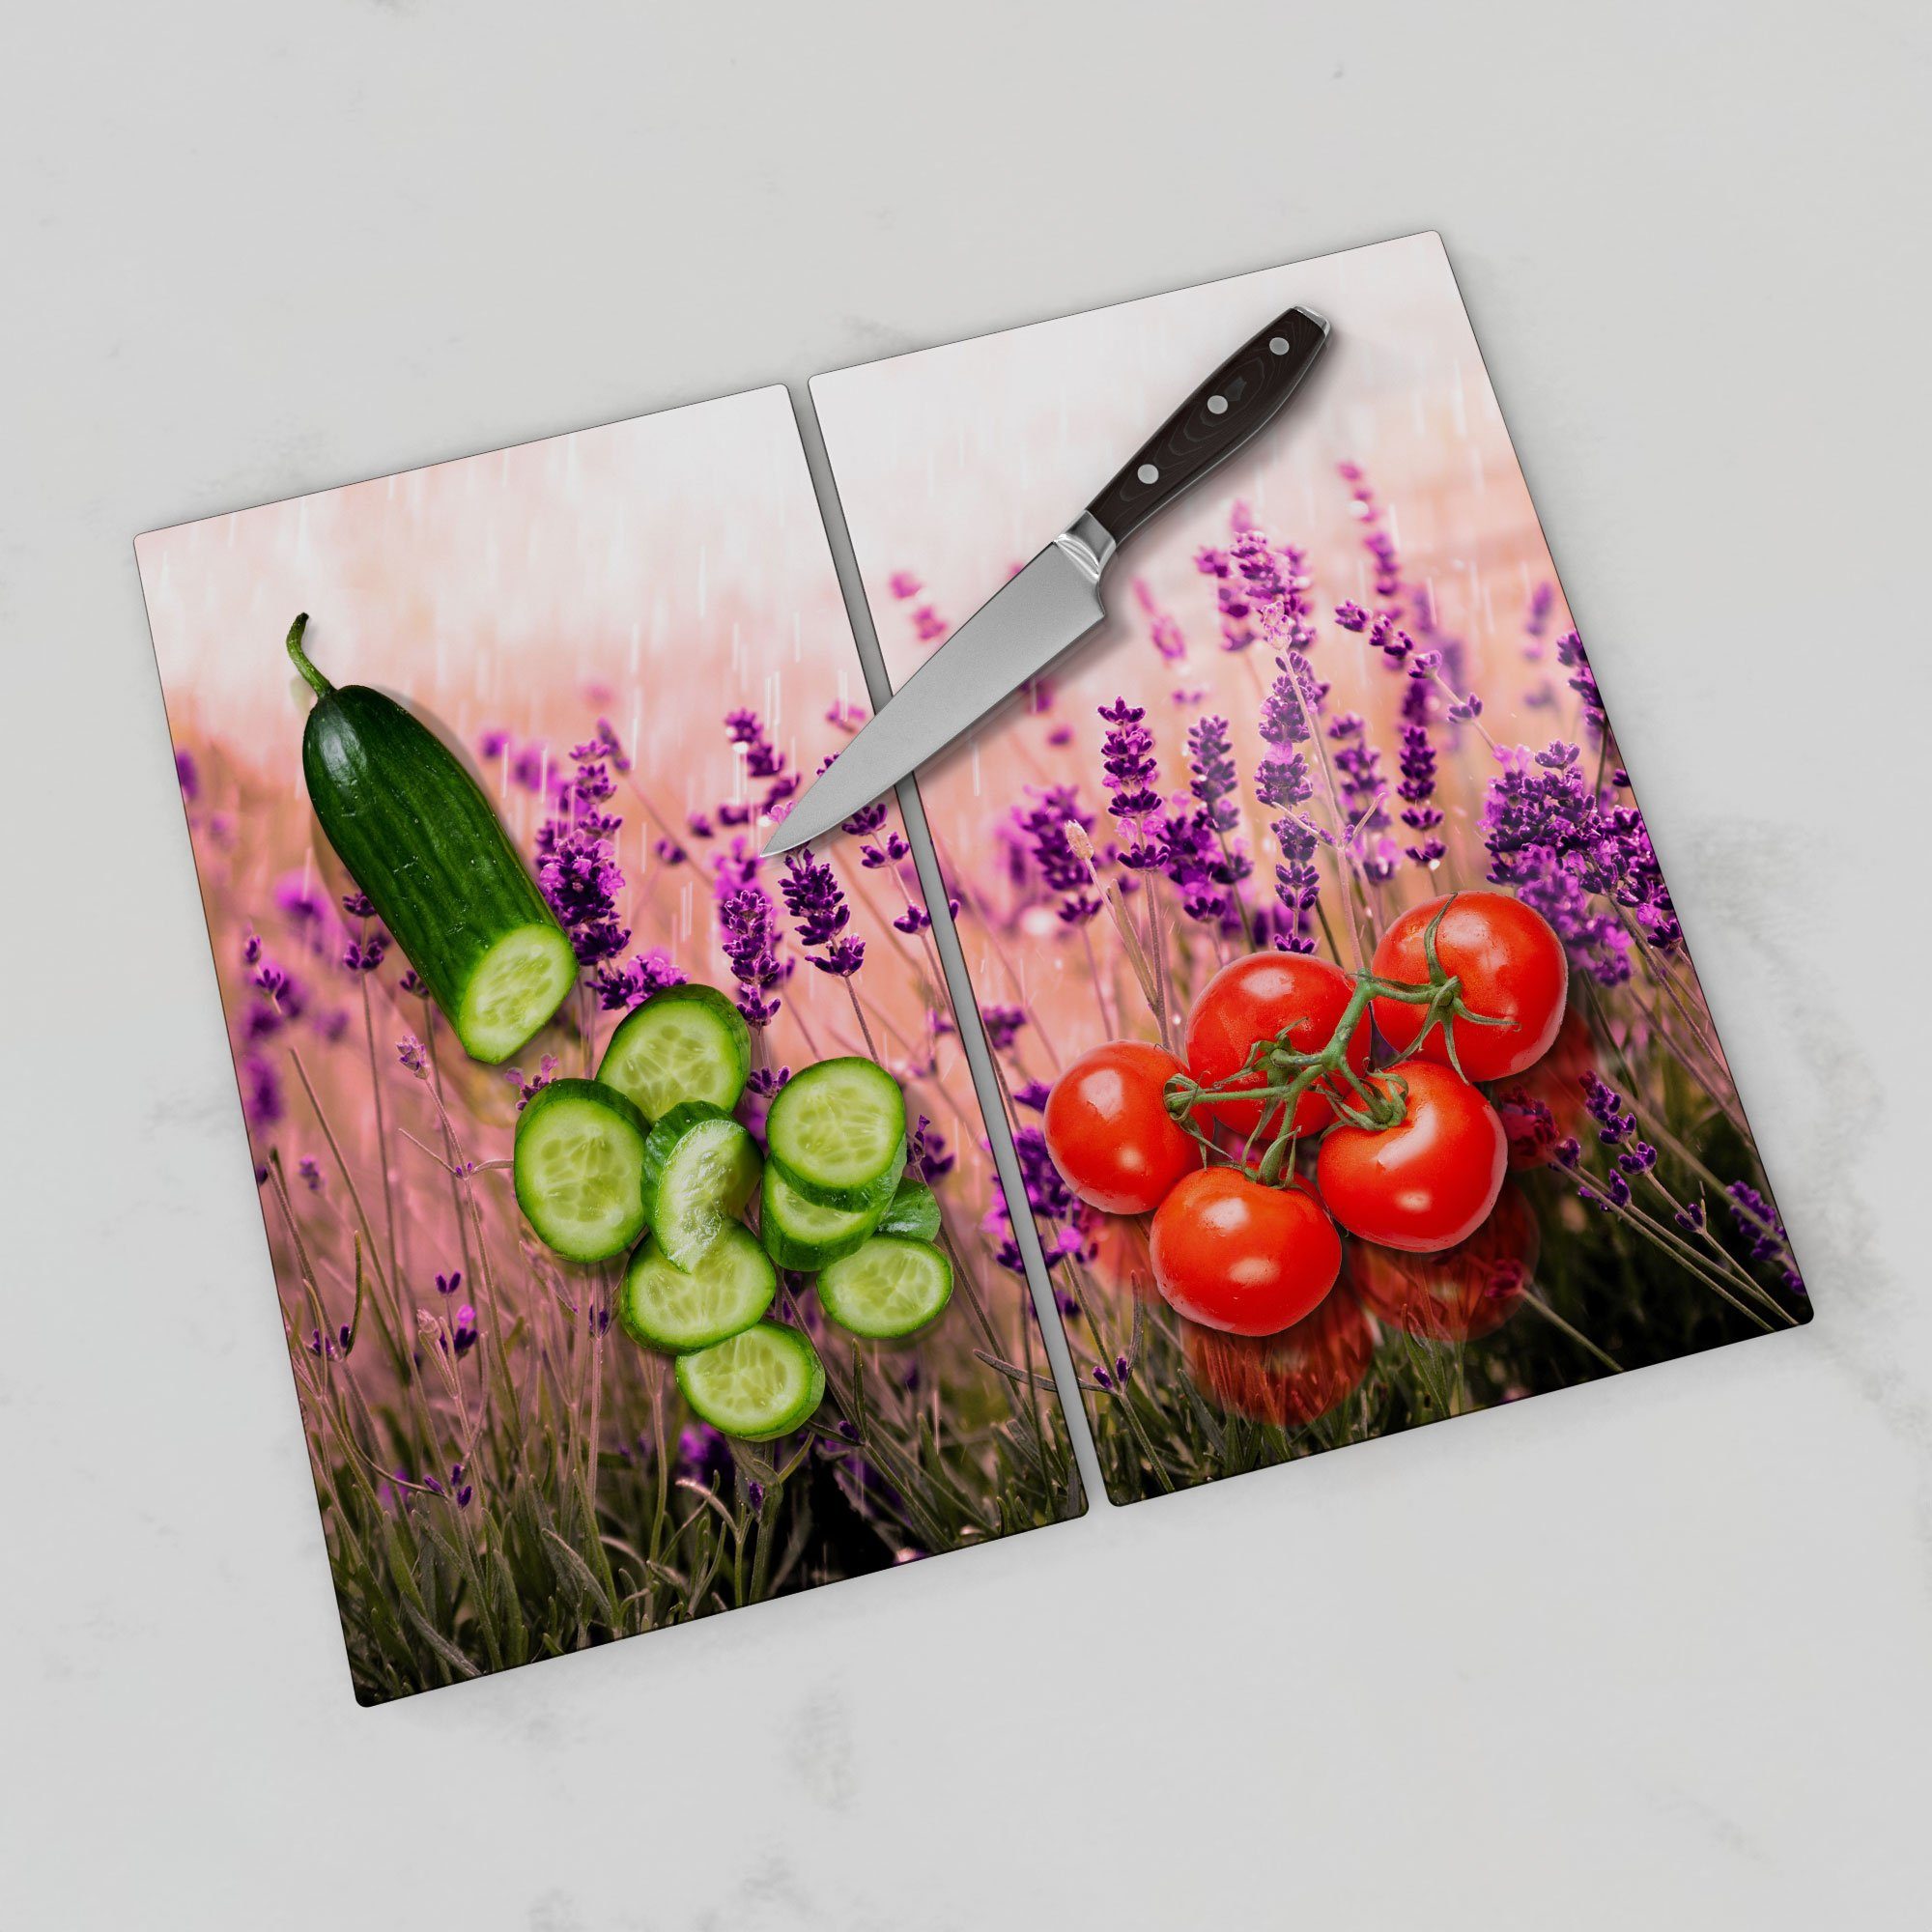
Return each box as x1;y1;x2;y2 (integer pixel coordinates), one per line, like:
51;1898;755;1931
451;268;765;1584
812;233;1809;1504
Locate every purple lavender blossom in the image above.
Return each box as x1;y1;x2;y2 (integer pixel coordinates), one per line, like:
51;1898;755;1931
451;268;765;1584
342;931;388;974
273;874;329;930
594;946;686;1012
506;1055;558;1111
1482;740;1681;982
1726;1182;1804;1293
1556;631;1607;739
908;1114;955;1182
1014;784;1100;924
781;849;865;979
242;1054;282;1130
1254;652;1324;953
719;885;788;1026
1097;698;1162;863
1526;582;1556;643
1397;722;1445;868
175;751;199;802
676;1424;734;1490
534;733;631;968
986;1124;1090;1275
980;1005;1027;1054
725;709;799;819
1133;577;1188;670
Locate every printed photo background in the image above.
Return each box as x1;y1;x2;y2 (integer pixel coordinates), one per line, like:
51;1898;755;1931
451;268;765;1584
137;386;1079;1704
812;236;1810;1505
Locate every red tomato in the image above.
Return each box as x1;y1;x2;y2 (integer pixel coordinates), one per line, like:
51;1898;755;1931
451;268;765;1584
1182;952;1371;1143
1150;1168;1341;1336
1180;1286;1379;1427
1350;1180;1540;1341
1371;891;1568;1082
1492;1004;1598;1169
1315;1061;1507;1253
1043;1040;1202;1215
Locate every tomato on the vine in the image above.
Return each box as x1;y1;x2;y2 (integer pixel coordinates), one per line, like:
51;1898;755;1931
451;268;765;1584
1371;891;1568;1082
1181;1284;1378;1427
1150;1168;1341;1335
1315;1060;1507;1253
1492;1003;1597;1168
1349;1179;1539;1341
1043;1040;1202;1215
1182;952;1371;1142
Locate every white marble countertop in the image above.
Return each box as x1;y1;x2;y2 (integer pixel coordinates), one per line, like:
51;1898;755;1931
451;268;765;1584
4;4;1928;1924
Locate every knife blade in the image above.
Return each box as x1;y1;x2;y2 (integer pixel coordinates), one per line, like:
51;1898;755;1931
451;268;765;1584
766;302;1329;855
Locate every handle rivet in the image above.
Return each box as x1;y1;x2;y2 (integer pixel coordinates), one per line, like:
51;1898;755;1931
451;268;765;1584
1208;394;1228;414
1269;335;1291;355
1137;463;1159;485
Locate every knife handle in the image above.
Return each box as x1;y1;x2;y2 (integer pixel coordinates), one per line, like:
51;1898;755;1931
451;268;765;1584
1084;304;1329;554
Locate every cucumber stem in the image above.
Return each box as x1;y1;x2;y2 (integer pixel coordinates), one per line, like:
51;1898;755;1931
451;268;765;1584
285;613;334;699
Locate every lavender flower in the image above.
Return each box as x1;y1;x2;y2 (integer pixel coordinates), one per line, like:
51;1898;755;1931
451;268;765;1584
725;709;799;819
986;1125;1090;1274
1726;1182;1804;1293
1097;698;1161;863
534;733;631;968
273;874;328;930
1339;462;1403;610
1255;652;1324;953
1013;784;1100;924
1186;715;1240;832
505;1055;558;1111
1556;631;1607;739
175;751;199;801
594;946;686;1012
342;931;388;974
1398;722;1445;868
242;1055;282;1130
781;849;864;978
718;885;788;1026
1482;740;1681;982
908;1113;955;1182
677;1423;734;1490
980;1005;1027;1053
1133;577;1188;671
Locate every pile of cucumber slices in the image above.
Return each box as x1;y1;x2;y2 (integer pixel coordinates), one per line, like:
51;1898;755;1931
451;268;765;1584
510;982;953;1443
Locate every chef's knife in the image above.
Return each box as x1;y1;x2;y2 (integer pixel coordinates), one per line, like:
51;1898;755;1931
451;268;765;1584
765;302;1329;856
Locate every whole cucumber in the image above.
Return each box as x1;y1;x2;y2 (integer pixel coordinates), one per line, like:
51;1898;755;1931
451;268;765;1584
287;614;577;1065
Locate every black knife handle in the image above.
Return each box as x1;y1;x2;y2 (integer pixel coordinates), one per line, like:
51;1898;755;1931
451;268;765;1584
1084;304;1329;553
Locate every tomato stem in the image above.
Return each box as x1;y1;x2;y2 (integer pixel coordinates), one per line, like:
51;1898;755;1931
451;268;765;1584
1163;908;1514;1186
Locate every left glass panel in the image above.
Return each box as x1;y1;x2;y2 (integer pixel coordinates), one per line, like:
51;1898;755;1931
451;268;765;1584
136;385;1083;1705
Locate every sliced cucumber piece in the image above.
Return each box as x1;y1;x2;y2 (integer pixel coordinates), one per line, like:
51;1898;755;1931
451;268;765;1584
457;923;580;1066
640;1101;761;1269
759;1163;885;1272
513;1078;649;1262
765;1057;906;1210
675;1322;825;1441
620;1222;776;1352
874;1177;941;1243
597;982;751;1123
817;1236;953;1340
